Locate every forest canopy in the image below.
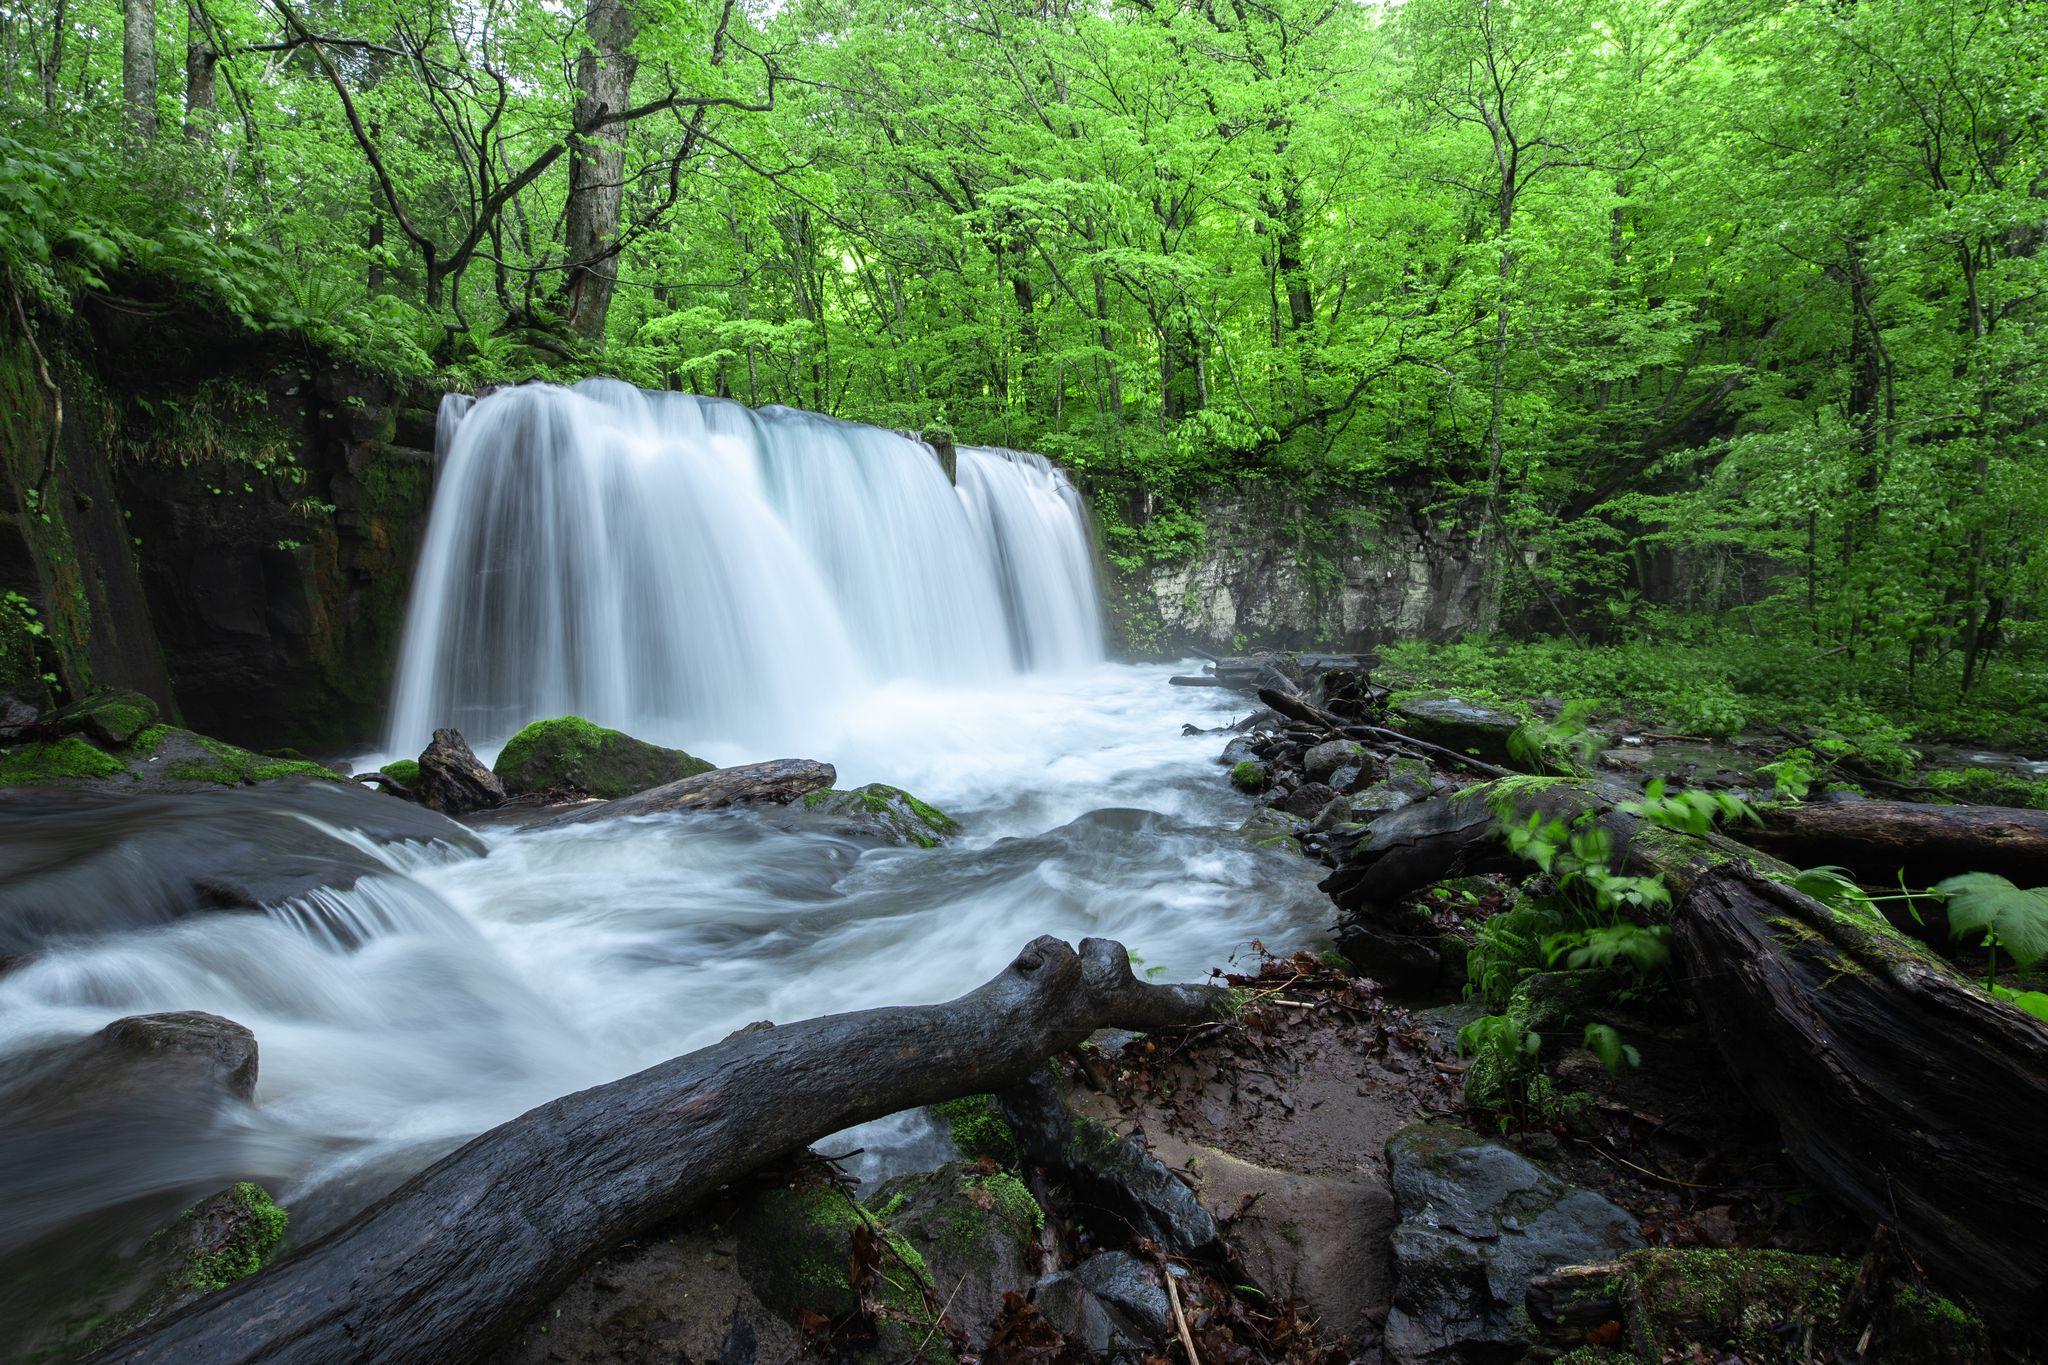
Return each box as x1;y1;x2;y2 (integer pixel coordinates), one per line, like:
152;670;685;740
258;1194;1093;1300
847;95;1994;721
2;0;2044;734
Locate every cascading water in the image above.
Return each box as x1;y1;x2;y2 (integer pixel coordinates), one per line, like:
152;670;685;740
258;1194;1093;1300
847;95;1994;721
386;380;1104;754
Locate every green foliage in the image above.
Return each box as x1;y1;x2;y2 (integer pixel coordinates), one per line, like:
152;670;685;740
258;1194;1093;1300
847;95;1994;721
1622;779;1759;837
1455;1012;1542;1111
1933;874;2048;976
1507;700;1601;776
1581;1023;1641;1077
1927;767;2048;811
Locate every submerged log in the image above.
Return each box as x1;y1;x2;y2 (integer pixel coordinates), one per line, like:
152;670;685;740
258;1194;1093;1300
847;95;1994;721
98;937;1227;1365
1747;799;2048;885
1328;780;2048;1342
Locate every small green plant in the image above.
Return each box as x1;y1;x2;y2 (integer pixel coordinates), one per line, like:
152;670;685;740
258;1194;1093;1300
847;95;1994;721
1507;700;1601;776
1622;778;1759;835
1933;874;2048;1020
1581;1022;1641;1075
1758;748;1819;801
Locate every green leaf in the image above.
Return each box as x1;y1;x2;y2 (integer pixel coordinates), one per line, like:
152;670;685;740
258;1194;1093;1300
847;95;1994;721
1934;874;2048;972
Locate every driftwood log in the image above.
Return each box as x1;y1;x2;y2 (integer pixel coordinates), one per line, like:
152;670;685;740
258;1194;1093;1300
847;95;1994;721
558;758;837;823
1748;799;2048;884
1326;780;2048;1342
97;937;1226;1364
1256;686;1513;779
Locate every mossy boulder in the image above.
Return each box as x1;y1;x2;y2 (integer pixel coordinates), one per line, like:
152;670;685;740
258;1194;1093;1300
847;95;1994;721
0;734;126;784
145;728;342;787
492;716;713;799
45;690;159;747
1230;758;1270;793
729;1171;952;1362
14;1182;287;1360
869;1162;1042;1348
801;783;962;848
380;758;420;787
1393;694;1522;764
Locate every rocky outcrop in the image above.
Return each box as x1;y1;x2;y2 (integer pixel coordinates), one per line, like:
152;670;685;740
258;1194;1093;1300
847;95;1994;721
491;716;713;800
1122;482;1485;656
2;309;440;750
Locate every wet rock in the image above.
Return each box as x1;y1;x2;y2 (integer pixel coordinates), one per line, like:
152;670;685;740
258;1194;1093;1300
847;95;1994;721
501;1218;799;1365
1303;739;1366;785
1384;1123;1643;1364
96;1012;260;1102
798;783;961;848
0;695;41;742
414;727;505;815
1220;735;1260;767
1279;780;1338;818
996;1068;1223;1259
0;781;484;955
44;690;160;747
1032;1252;1170;1358
1237;806;1305;855
1393;696;1521;765
1335;916;1442;994
1229;758;1270;793
491;715;713;800
872;1162;1042;1347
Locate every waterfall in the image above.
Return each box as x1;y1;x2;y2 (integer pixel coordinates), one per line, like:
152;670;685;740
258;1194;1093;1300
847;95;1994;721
385;380;1104;754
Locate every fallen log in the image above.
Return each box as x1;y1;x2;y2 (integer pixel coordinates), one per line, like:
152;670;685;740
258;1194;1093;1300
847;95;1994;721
1326;779;2048;1343
558;758;836;823
1168;674;1227;688
96;937;1228;1364
1747;799;2048;885
1258;687;1512;780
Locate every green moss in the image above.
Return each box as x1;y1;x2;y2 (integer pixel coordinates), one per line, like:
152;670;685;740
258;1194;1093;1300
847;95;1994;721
803;784;960;846
738;1183;949;1361
493;715;712;798
1230;758;1269;792
0;735;126;784
931;1093;1021;1164
158;730;342;786
382;758;420;785
963;1170;1043;1232
182;1184;289;1291
130;723;172;753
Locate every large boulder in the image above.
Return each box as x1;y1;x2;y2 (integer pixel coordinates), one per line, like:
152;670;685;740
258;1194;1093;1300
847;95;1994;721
872;1162;1043;1347
414;728;505;815
491;716;713;800
1383;1123;1643;1364
1392;696;1521;765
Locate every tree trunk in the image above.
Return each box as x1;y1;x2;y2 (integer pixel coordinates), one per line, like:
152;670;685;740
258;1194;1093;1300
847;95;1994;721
1747;799;2048;886
98;938;1228;1364
560;0;638;341
557;757;836;823
181;0;214;140
1320;779;2048;1345
122;0;156;141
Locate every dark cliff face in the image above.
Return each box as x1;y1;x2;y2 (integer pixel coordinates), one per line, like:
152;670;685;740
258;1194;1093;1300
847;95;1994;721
1;305;440;751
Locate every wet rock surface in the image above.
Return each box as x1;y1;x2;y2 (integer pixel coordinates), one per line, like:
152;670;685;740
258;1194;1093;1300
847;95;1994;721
790;783;962;848
0;780;482;955
874;1161;1042;1348
1383;1122;1644;1364
1032;1251;1171;1358
415;727;506;815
